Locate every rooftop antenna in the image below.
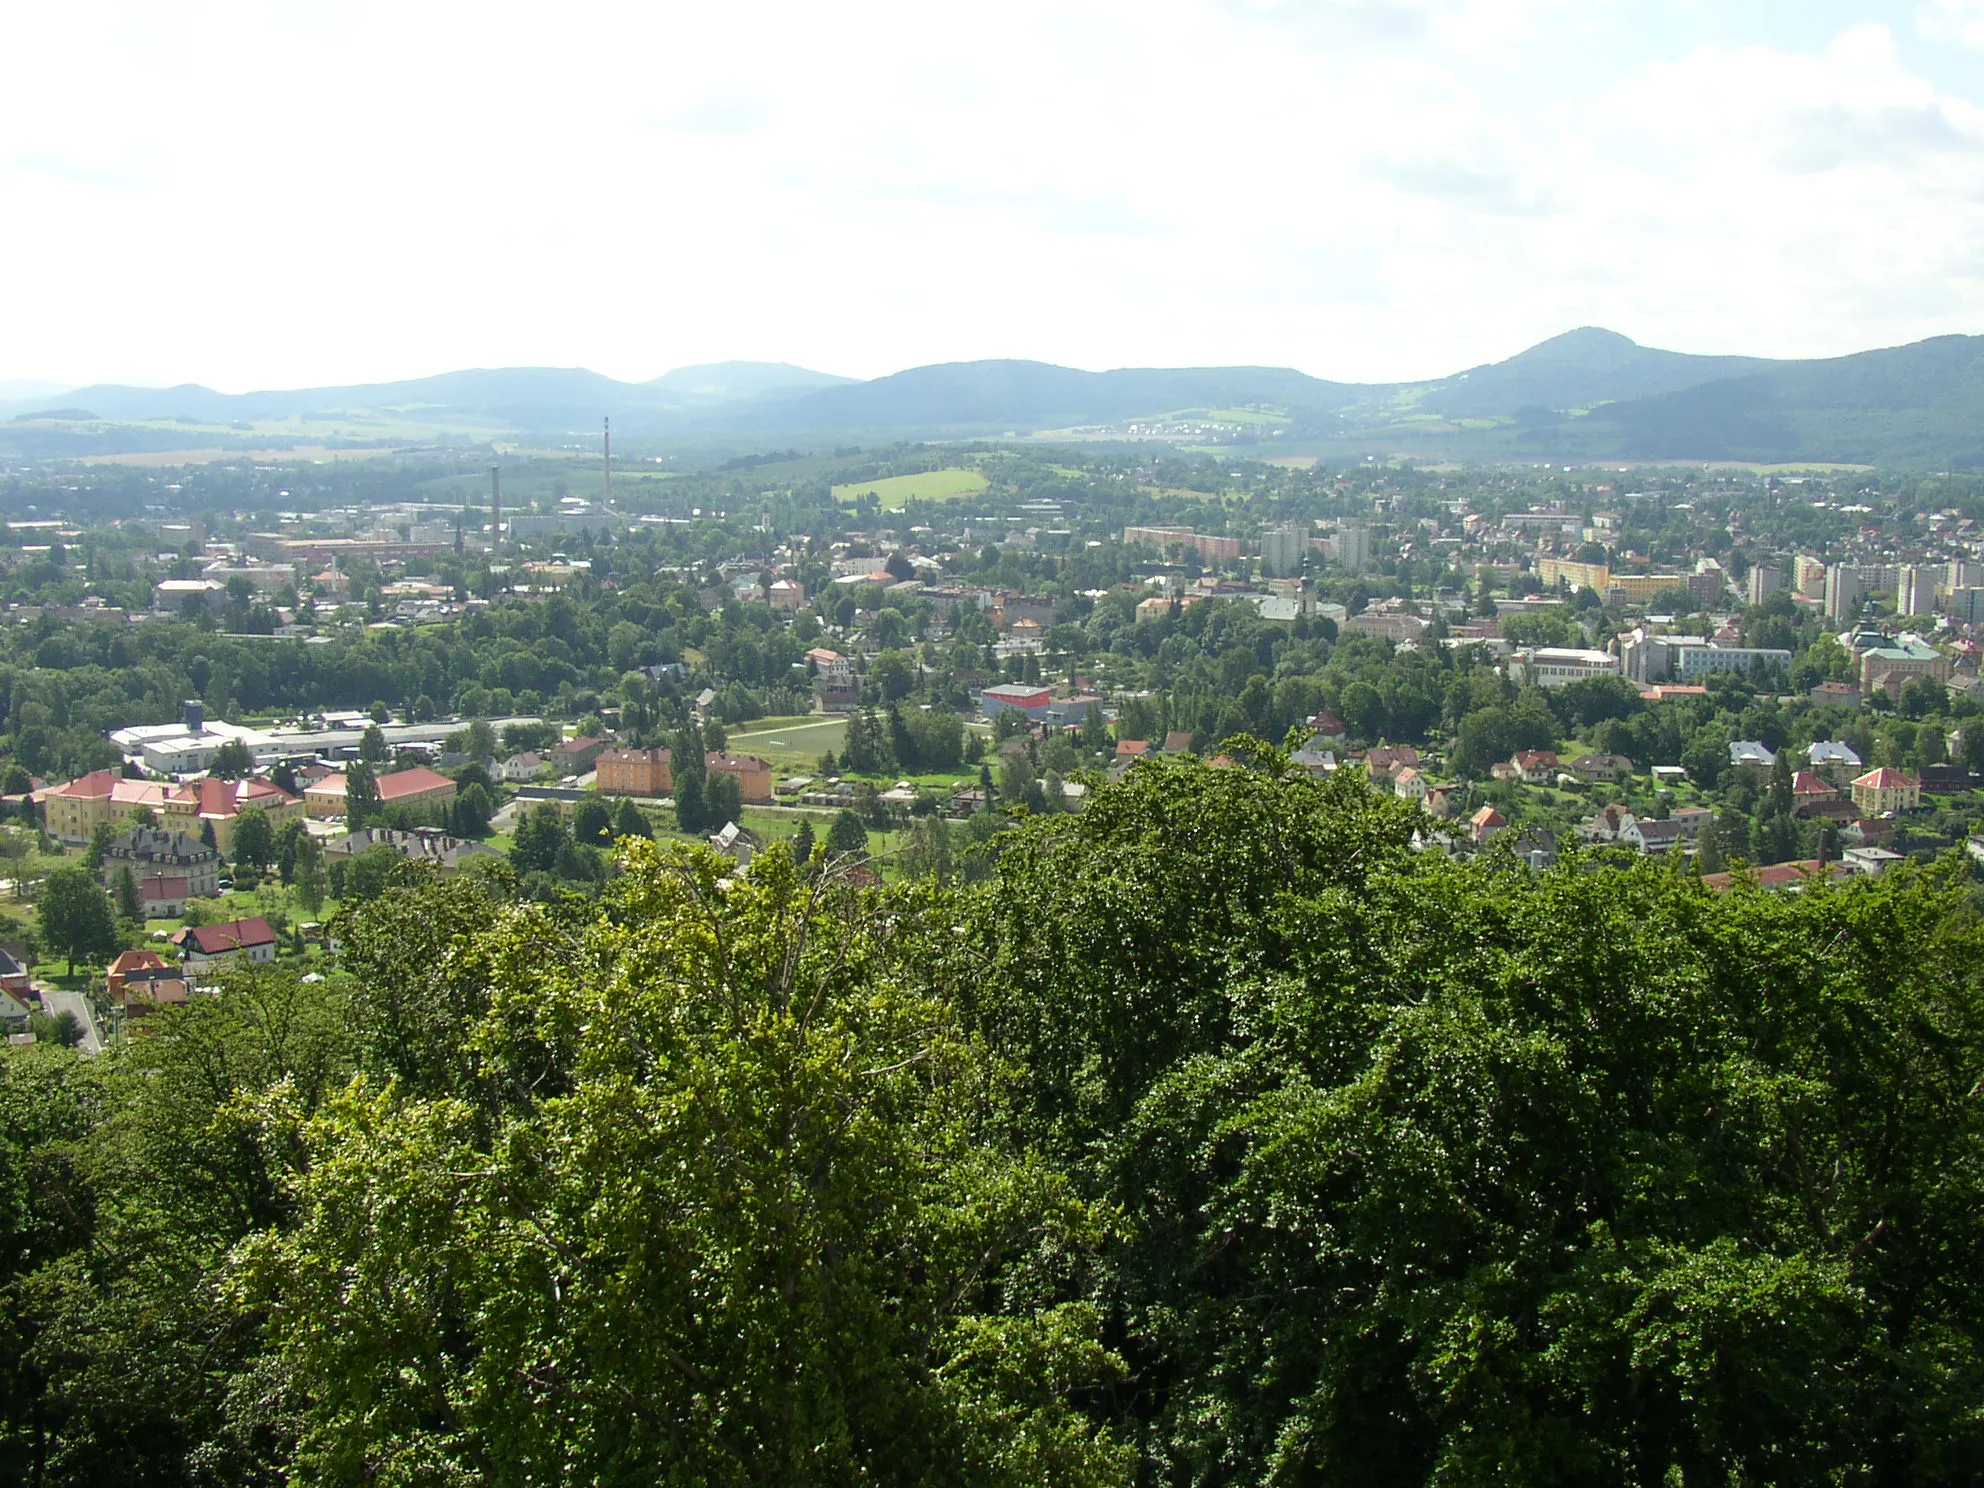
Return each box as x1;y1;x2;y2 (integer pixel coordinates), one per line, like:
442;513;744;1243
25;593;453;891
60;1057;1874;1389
603;417;612;508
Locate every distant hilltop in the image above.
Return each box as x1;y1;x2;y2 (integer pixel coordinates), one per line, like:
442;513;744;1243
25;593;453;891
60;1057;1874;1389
5;330;1984;467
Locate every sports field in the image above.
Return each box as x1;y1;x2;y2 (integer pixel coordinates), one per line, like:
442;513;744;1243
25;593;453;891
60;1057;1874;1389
830;468;989;509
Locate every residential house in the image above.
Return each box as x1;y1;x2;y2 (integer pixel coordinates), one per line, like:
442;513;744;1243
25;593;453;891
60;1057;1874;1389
548;736;607;777
1576;803;1635;843
1162;731;1194;755
1700;860;1853;894
708;820;757;866
1392;767;1429;802
1508;750;1559;785
1842;846;1906;876
171;917;278;967
1511;826;1560;869
1620;817;1685;855
106;948;189;1013
596;747;674;798
499;752;545;782
1668;805;1715;843
805;647;859;711
1306;710;1348;745
1807;740;1863;783
1850;767;1921;815
1366;746;1420;781
1469;805;1506;844
1290;744;1337;777
1790;772;1839;812
1729;741;1777;774
1115;739;1151;762
324;827;500;875
0;946;29;997
303;766;456;820
100;827;219;898
1568;752;1633;783
1810;681;1863;709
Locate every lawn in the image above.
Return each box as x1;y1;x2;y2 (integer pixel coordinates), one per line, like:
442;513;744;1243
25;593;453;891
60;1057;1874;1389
726;716;850;773
830;468;989;510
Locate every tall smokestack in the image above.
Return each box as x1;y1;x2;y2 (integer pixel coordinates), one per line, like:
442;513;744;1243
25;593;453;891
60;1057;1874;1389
603;417;612;508
490;465;501;543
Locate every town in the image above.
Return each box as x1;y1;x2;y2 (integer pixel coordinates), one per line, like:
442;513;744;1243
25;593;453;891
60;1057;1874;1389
0;444;1979;1046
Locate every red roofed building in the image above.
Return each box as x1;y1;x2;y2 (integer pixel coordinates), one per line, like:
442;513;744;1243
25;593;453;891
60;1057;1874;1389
1115;739;1151;759
171;917;277;966
1790;771;1838;811
1700;859;1853;894
41;771;300;852
106;949;189;1013
304;766;457;820
1850;766;1920;815
1470;805;1506;843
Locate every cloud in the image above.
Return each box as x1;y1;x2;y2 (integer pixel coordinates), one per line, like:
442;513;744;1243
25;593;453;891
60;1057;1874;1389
0;3;1980;389
1920;0;1984;48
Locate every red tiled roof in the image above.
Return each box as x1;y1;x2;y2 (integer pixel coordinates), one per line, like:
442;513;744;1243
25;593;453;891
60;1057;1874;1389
1852;767;1917;790
174;917;276;955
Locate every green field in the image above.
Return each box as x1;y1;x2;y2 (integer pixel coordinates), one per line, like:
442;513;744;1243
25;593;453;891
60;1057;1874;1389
726;715;850;772
831;468;989;509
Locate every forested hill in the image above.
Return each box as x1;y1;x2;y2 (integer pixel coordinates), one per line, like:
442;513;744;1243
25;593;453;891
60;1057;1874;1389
6;755;1984;1485
10;329;1984;463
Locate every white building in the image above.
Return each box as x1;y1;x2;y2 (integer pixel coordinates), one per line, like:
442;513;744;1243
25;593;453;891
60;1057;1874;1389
1510;647;1620;688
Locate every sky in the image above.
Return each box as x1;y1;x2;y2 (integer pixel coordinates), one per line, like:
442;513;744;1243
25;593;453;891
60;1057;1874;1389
3;0;1983;392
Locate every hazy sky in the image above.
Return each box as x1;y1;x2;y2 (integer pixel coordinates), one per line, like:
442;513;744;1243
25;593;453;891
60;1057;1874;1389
4;1;1982;390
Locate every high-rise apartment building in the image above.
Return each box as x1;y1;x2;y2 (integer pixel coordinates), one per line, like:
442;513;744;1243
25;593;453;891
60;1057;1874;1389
1824;564;1863;623
1334;521;1371;574
1794;555;1827;598
1260;523;1306;578
1899;566;1936;617
1747;564;1782;607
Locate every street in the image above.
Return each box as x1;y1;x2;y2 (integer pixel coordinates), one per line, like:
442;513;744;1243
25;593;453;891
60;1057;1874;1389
35;987;105;1054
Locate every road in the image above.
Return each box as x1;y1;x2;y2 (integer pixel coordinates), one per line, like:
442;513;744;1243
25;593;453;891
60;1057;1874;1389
36;987;105;1054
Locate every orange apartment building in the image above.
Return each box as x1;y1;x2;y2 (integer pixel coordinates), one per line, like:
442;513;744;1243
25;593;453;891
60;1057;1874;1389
595;749;772;804
596;747;673;797
705;752;774;804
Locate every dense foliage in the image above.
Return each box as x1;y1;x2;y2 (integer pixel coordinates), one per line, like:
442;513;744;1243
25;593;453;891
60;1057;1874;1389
4;759;1984;1485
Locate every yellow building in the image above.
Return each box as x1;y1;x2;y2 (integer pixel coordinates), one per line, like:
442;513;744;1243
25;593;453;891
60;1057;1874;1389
1850;767;1920;815
1537;557;1609;591
41;771;301;851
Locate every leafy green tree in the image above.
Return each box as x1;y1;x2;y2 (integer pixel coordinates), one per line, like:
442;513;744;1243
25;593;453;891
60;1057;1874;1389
293;830;327;914
826;809;869;857
115;862;142;922
209;737;255;779
342;761;380;829
82;819;117;875
243;843;1126;1485
232;805;273;872
511;803;568;874
702;769;743;831
38;865;119;974
572;796;613;846
340;842;405;904
612;797;651;841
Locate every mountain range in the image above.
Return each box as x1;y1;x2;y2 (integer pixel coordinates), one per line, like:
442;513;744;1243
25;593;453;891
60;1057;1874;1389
7;329;1984;466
